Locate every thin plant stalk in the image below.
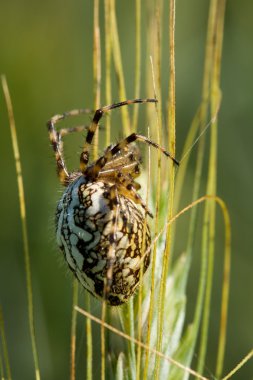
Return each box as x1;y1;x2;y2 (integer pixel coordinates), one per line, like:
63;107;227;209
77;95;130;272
144;195;230;269
101;0;109;379
0;306;12;380
154;0;176;377
173;0;222;262
110;0;131;135
0;352;4;380
174;106;201;211
1;75;41;380
143;18;163;376
117;301;136;378
85;294;93;380
221;349;253;380
104;0;112;147
210;3;228;377
93;0;101;160
75;191;231;379
70;280;79;380
136;132;151;380
181;103;208;368
198;0;227;374
172;0;224;372
216;182;231;378
76;306;208;380
92;2;105;379
132;0;141;131
84;2;102;379
127;300;137;378
101;301;106;380
135;2;144;378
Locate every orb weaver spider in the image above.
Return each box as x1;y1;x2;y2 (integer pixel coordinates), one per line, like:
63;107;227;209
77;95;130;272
47;98;179;306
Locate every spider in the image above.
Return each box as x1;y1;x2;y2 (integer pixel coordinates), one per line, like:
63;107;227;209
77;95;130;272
47;98;179;306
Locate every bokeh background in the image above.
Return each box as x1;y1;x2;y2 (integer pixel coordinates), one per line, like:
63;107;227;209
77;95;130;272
0;0;252;379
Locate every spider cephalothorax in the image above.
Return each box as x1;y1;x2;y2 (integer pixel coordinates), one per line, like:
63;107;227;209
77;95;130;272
47;99;179;305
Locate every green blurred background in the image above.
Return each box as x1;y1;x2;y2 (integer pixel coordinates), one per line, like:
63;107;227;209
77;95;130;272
0;0;252;379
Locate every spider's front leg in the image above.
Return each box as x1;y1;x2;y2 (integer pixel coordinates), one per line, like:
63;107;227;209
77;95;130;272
85;132;179;181
47;118;69;184
47;108;92;185
79;98;158;173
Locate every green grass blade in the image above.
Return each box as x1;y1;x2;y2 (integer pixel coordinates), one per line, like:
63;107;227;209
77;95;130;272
104;0;112;147
132;0;141;131
1;75;41;380
70;279;79;380
76;306;209;380
198;0;227;374
93;0;101;160
154;1;177;377
85;294;93;380
215;198;231;379
110;0;131;135
118;302;137;379
0;306;11;380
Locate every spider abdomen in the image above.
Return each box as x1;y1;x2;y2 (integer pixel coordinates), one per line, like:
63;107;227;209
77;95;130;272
56;176;151;305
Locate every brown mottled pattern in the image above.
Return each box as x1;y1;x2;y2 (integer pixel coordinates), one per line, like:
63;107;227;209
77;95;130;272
56;178;150;305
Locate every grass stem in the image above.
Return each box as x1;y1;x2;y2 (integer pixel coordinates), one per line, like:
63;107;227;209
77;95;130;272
1;75;41;380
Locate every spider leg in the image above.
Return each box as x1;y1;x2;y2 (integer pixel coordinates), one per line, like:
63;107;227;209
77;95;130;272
117;183;153;217
79;98;157;173
47;108;92;184
100;162;141;183
102;148;141;178
99;167;151;216
109;133;180;165
85;132;179;180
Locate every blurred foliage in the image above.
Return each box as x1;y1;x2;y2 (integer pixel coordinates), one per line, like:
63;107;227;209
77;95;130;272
0;0;253;379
